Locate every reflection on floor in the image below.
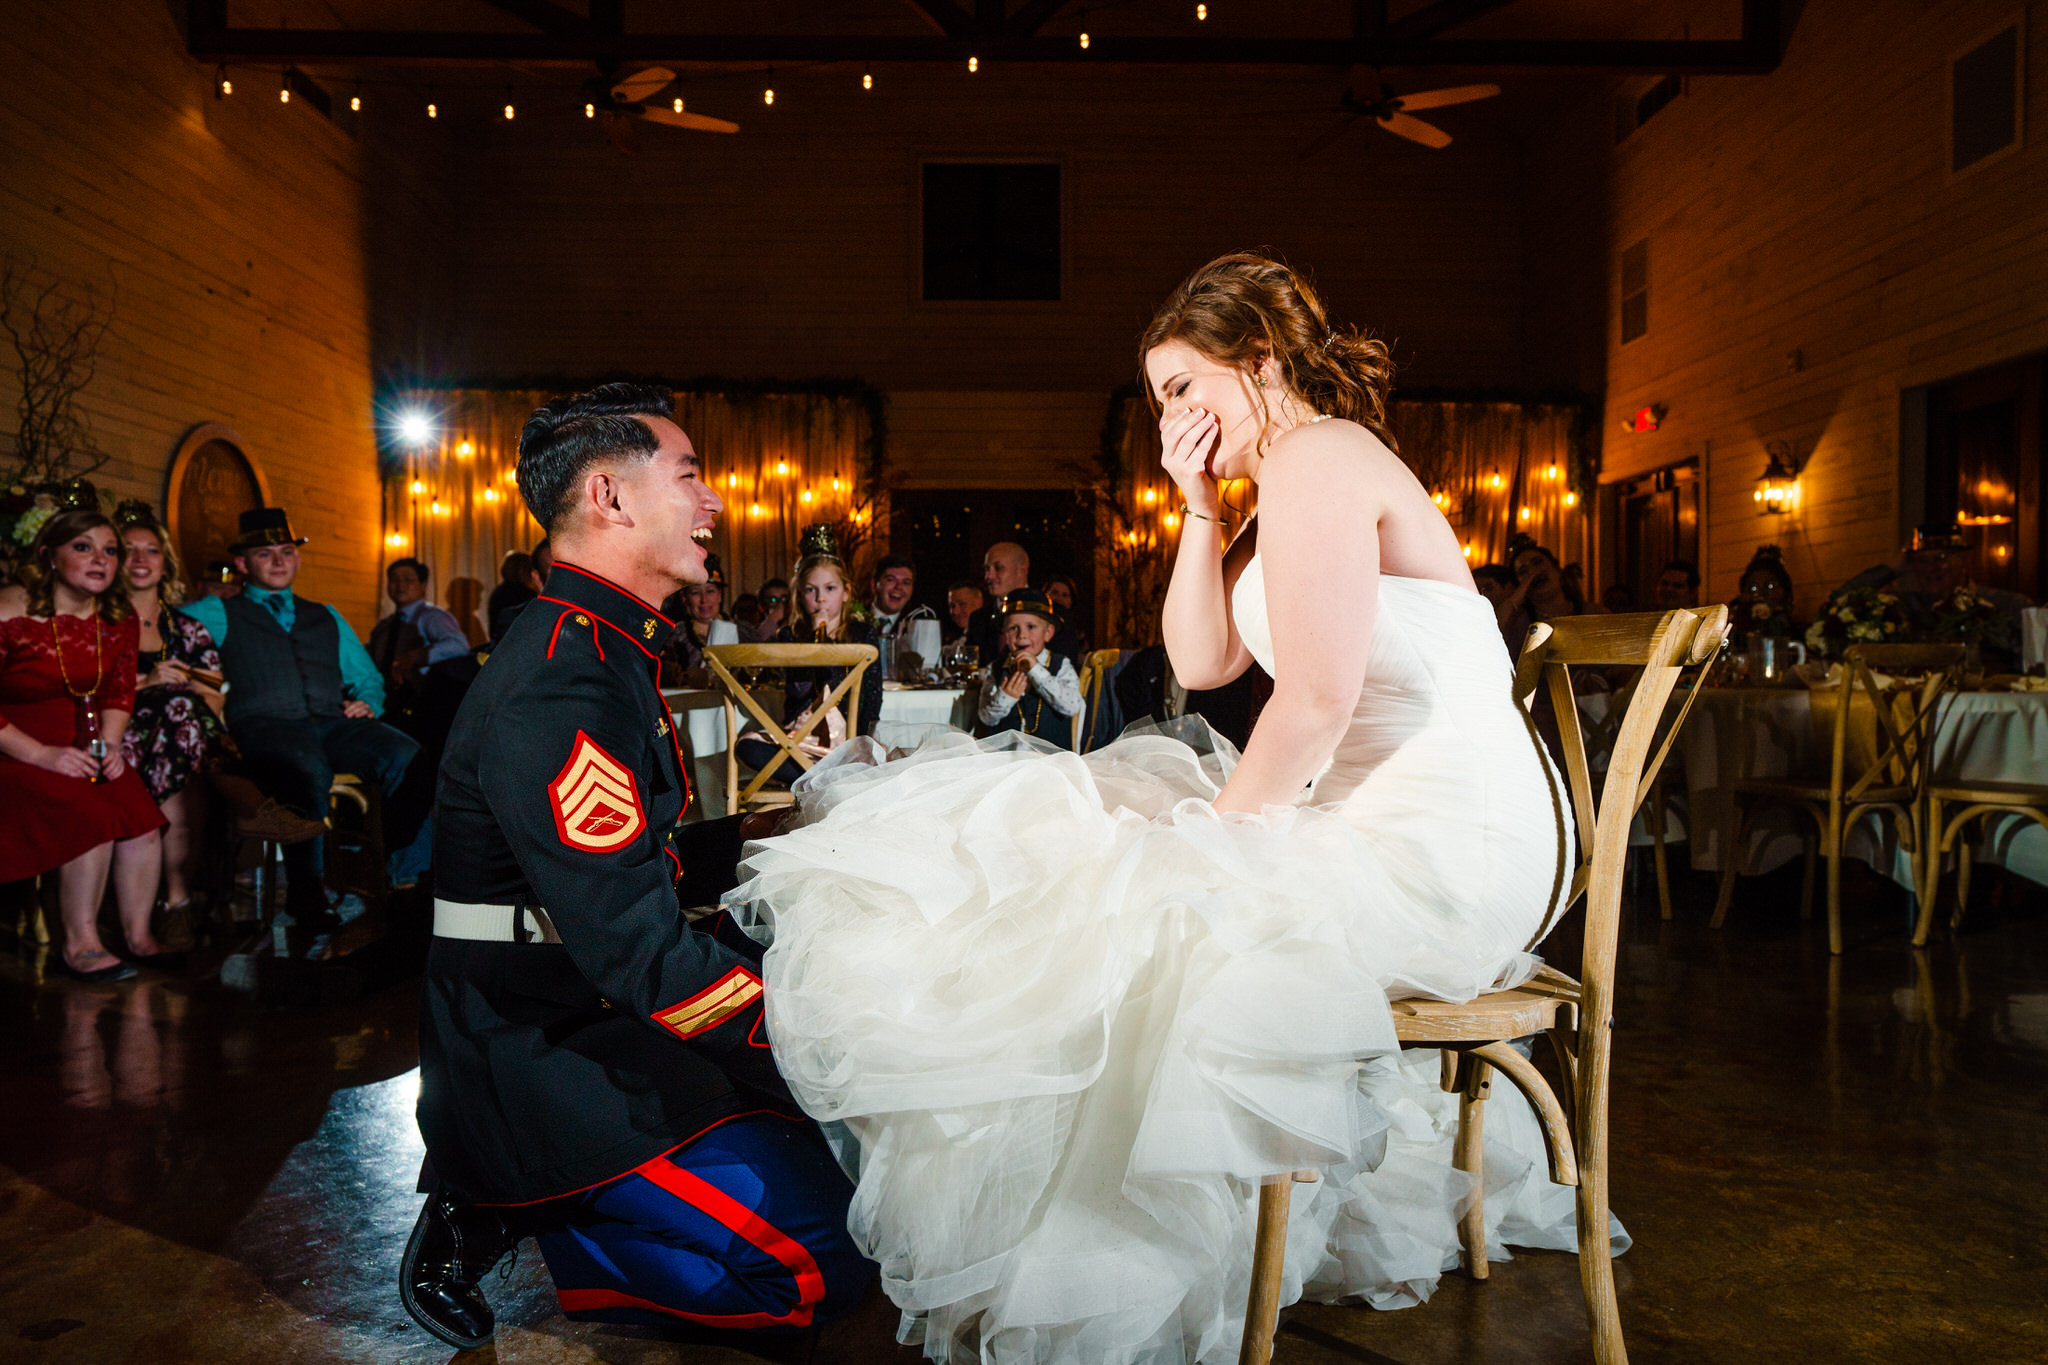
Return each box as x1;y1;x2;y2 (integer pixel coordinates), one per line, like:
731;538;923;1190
2;860;2045;1364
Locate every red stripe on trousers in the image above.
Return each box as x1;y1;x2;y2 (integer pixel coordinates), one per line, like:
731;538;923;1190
555;1151;827;1329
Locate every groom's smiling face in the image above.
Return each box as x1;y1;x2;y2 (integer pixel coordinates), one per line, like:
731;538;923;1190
615;416;722;589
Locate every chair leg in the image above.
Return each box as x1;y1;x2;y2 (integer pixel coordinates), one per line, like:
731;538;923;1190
1575;1142;1627;1365
1825;803;1844;956
1651;780;1673;922
1912;798;1944;948
1453;1054;1493;1280
1709;801;1750;930
1954;839;1974;934
1799;829;1817;922
1238;1178;1293;1365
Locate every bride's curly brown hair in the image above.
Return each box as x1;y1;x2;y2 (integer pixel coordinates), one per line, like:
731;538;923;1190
1139;250;1398;455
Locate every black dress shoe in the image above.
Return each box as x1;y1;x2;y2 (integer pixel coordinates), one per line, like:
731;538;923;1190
398;1194;518;1350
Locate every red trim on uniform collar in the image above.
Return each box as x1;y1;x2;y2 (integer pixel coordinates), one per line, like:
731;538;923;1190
537;593;647;661
550;561;676;627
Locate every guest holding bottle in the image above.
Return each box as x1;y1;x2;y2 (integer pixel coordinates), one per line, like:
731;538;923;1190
0;508;167;980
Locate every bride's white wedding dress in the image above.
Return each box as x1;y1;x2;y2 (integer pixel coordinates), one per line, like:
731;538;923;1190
728;551;1622;1363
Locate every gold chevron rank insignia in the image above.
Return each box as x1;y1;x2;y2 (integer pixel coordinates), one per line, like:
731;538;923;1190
549;731;646;852
654;967;764;1041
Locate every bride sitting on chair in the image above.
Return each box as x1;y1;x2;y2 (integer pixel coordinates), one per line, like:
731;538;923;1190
730;251;1619;1363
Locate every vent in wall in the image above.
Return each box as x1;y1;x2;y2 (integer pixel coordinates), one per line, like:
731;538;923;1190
1620;239;1649;345
1952;16;2024;175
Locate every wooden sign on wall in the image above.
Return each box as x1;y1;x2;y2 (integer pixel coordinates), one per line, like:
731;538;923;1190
165;423;270;583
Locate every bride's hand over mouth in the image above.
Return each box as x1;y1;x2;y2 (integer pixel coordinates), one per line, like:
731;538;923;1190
1159;406;1222;519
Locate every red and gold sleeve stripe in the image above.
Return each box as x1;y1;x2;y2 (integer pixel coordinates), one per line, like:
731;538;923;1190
653;967;763;1041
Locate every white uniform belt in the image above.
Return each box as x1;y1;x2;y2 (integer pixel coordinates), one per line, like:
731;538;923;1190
433;898;562;945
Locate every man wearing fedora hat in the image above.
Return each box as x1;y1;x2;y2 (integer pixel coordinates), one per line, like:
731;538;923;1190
183;507;422;927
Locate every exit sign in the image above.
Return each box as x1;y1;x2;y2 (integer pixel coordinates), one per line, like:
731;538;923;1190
1626;405;1665;433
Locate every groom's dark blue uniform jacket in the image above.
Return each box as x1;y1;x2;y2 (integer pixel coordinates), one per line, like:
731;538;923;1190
417;562;798;1206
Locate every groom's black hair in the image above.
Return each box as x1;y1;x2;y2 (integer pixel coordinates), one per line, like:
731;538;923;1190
517;382;674;533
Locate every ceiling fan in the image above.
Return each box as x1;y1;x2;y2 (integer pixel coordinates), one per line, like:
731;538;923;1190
584;66;739;154
1302;79;1502;154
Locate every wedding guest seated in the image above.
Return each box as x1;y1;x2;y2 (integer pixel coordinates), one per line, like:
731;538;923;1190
740;577;789;643
977;588;1084;750
370;558;471;701
1729;544;1800;646
1471;563;1516;615
657;576;725;686
1043;573;1089;656
969;541;1082;664
1601;583;1636;613
485;551;535;641
866;553;919;670
944;580;984;645
730;590;763;636
0;508;166;980
1839;524;2034;649
1656;558;1701;610
732;537;883;786
117;510;323;936
1495;535;1591;644
183;508;423;927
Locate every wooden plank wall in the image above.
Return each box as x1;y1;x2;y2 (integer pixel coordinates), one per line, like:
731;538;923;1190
888;392;1105;490
403;64;1531;397
1531;0;2048;611
0;0;386;630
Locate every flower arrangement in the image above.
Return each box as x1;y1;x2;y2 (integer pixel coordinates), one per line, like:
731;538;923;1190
1803;586;1909;658
1931;584;2017;664
1743;600;1797;640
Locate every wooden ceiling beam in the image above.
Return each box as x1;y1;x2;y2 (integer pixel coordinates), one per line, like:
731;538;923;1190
900;1;975;38
1006;0;1073;37
473;0;589;38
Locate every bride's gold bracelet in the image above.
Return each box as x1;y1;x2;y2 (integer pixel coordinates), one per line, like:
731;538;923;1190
1180;504;1226;526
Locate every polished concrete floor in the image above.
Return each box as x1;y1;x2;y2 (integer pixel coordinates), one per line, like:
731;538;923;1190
2;861;2044;1365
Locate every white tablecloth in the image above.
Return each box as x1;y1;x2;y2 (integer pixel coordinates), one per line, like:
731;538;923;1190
1656;687;2048;890
664;685;974;818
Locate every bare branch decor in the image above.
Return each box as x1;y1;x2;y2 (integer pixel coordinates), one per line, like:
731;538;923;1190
2;258;116;486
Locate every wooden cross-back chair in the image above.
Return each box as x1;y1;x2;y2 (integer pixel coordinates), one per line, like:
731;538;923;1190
1577;675;1682;923
1238;605;1727;1365
702;642;878;815
1709;642;1962;954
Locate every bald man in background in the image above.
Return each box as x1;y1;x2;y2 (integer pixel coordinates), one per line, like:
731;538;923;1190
968;541;1080;666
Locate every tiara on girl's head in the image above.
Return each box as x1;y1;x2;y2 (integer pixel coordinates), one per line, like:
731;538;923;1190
798;523;840;561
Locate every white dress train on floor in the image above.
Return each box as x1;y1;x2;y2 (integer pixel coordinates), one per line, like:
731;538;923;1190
728;554;1624;1364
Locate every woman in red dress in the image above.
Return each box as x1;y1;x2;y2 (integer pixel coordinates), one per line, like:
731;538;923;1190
0;508;168;980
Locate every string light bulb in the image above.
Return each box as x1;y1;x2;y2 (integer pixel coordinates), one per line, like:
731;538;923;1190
775;460;789;475
1142;488;1157;504
481;486;499;503
764;69;775;105
1164;511;1180;528
673;97;684;113
1518;506;1532;521
409;480;425;495
1564;491;1578;507
863;70;873;90
386;532;407;548
350;84;362;112
830;477;842;491
426;96;438;119
1197;3;1208;18
750;503;763;518
801;489;813;504
1079;32;1090;49
215;67;231;98
279;74;291;104
727;473;739;487
430;500;448;517
1463;542;1475;559
968;56;979;72
457;440;474;457
585;101;595;117
503;100;516;120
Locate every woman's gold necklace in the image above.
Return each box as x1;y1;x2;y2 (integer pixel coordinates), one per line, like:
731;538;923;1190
51;610;105;700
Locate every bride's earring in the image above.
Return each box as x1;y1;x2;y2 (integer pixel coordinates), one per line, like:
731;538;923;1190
1254;376;1267;388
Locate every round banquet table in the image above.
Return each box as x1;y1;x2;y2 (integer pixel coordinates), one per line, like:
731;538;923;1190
1624;685;2048;893
663;684;975;819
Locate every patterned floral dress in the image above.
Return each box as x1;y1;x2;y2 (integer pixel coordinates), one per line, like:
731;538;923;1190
0;610;166;881
122;606;235;802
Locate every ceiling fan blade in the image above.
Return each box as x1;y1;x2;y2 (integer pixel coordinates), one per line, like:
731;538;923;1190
599;110;640;155
1379;111;1453;149
611;66;674;102
1392;82;1501;112
1300;113;1370;159
638;105;740;134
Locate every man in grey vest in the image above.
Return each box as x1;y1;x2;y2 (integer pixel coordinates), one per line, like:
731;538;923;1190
184;508;421;928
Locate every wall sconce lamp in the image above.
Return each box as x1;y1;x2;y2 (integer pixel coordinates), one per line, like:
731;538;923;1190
1755;441;1800;515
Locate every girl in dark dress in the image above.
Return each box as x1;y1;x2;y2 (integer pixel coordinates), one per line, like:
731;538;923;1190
733;546;884;785
0;509;167;979
119;517;236;915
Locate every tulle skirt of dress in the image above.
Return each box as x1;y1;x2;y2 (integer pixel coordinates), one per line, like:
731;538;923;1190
729;723;1624;1365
